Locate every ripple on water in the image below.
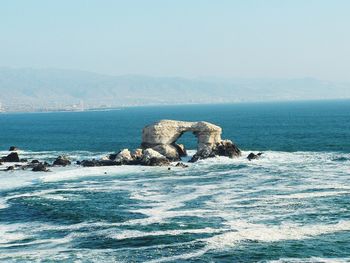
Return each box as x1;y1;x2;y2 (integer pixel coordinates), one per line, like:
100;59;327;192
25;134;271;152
0;150;349;262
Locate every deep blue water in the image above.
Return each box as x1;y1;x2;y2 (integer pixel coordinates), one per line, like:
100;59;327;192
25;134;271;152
1;100;350;153
0;100;349;262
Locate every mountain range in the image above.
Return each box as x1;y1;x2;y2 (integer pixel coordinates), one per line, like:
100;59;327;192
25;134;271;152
0;68;349;112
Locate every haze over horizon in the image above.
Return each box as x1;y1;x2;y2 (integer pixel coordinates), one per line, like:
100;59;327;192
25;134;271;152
1;0;350;111
2;0;350;81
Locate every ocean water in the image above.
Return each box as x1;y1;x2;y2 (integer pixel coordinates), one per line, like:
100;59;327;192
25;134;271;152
0;100;349;262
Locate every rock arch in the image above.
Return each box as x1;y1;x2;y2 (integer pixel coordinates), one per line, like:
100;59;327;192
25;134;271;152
141;120;241;161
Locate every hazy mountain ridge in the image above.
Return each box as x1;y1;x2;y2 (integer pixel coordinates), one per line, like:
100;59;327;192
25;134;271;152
0;68;349;112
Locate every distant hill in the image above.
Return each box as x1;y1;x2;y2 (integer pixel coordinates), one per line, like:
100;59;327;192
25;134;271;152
0;68;349;112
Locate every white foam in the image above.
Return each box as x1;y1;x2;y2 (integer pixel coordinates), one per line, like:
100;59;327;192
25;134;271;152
267;257;350;263
204;220;350;249
109;227;222;240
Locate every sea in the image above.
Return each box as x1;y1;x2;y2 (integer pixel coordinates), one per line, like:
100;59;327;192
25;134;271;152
0;100;349;262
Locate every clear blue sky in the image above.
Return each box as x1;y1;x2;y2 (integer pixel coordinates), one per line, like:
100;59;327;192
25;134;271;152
1;0;350;80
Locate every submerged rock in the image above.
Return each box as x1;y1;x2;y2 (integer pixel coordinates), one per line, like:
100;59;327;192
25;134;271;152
175;162;189;168
6;166;15;171
80;160;100;167
79;159;120;167
32;163;49;172
53;156;71;166
247;152;263;161
1;152;20;162
9;146;19;151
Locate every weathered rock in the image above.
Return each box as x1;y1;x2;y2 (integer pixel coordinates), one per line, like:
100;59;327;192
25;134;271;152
152;144;181;161
141;120;240;162
1;152;20;162
53;156;71;166
32;163;49;172
115;149;133;164
101;155;111;161
31;160;40;164
9;146;19;151
132;148;143;159
142;120;222;155
247;152;263;161
141;148;170;166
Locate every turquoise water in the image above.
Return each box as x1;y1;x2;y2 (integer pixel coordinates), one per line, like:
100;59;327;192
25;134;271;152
0;100;349;262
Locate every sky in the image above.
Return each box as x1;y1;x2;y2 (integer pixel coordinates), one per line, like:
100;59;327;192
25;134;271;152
1;0;350;81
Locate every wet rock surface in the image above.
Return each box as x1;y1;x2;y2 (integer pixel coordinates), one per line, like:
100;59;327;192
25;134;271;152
247;152;263;161
53;156;71;166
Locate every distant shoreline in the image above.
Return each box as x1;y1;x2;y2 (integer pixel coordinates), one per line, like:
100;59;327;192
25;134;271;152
0;98;349;114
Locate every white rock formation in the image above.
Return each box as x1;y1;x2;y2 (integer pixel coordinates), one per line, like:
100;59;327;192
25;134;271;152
115;149;133;163
141;120;240;161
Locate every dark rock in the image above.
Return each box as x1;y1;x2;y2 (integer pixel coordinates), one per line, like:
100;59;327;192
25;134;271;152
189;146;215;162
168;167;171;170
147;157;170;166
99;160;120;166
32;163;49;172
80;160;100;167
20;159;28;162
108;153;118;160
173;143;187;157
78;159;120;167
31;160;40;164
175;162;189;168
212;140;241;158
190;140;241;163
1;152;20;162
247;152;262;161
53;156;71;166
6;166;15;171
9;146;19;151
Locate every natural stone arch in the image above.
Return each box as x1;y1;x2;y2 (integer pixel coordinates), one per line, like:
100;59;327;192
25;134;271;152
141;120;240;161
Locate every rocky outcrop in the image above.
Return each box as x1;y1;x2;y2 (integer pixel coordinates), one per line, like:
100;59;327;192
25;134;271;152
141;120;241;162
140;148;170;166
53;156;71;166
32;163;49;172
247;152;263;161
1;152;20;162
78;159;120;167
114;149;133;164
